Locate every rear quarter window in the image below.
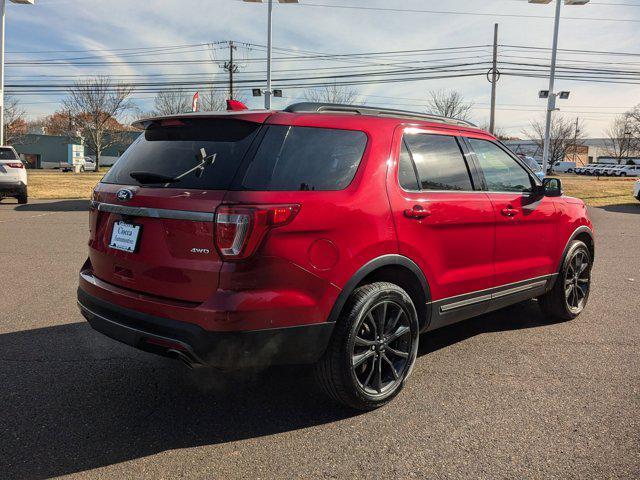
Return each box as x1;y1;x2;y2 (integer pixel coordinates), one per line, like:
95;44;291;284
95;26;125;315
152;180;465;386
239;125;367;191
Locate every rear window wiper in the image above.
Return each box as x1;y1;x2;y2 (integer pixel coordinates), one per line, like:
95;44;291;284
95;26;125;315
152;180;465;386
130;148;217;186
129;172;178;184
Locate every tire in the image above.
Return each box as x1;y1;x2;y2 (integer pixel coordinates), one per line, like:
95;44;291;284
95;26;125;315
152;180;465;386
316;282;419;410
538;240;592;321
620;172;627;177
17;188;27;205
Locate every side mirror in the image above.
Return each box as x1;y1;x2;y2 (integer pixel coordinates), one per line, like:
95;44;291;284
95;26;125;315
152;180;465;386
542;177;562;197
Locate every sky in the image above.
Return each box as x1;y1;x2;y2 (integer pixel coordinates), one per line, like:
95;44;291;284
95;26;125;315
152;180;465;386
4;0;640;137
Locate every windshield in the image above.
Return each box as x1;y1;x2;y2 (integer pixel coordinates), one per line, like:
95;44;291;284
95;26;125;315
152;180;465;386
102;118;261;190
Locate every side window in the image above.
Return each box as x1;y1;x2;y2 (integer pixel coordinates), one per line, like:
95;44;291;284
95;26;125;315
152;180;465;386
241;125;367;191
468;139;534;193
403;133;474;191
398;140;419;191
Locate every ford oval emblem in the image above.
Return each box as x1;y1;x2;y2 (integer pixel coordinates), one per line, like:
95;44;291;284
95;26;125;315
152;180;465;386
116;188;134;202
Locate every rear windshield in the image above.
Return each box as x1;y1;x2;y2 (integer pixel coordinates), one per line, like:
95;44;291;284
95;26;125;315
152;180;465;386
239;125;367;191
102;119;261;190
0;148;18;160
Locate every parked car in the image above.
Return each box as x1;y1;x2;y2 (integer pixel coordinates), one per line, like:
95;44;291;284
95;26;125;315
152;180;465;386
634;180;640;201
601;165;625;176
586;165;610;176
551;161;576;173
0;146;27;204
83;157;97;172
613;164;640;177
77;103;595;410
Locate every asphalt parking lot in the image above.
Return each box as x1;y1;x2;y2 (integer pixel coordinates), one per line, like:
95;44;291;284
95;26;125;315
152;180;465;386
0;199;638;479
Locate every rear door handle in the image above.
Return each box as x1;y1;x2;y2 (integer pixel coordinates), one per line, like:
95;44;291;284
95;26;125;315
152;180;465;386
501;206;519;217
404;205;430;219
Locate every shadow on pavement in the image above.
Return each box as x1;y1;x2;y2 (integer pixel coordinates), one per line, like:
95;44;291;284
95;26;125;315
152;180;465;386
12;199;89;212
1;301;549;480
597;203;639;214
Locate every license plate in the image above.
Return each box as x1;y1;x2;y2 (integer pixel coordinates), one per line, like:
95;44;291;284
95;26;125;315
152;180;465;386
109;221;142;253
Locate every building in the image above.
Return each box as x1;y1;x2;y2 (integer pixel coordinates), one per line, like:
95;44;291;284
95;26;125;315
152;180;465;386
12;131;140;169
13;134;83;169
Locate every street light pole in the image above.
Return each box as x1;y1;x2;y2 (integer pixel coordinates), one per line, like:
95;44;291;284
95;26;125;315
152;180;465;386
266;0;273;110
0;0;34;146
530;0;589;174
541;0;563;175
1;0;7;145
243;0;297;110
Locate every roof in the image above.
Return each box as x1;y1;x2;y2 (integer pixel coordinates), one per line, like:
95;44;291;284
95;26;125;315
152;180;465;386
284;102;476;128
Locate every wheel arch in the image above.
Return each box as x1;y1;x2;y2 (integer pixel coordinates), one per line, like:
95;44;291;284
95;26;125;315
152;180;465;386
327;255;432;331
558;226;595;272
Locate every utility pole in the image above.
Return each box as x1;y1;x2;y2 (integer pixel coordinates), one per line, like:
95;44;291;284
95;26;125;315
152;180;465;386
572;116;579;164
489;23;499;135
223;41;238;100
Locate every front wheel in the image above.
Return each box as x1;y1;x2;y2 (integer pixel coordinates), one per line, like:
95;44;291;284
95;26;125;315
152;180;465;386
538;240;592;321
316;282;419;410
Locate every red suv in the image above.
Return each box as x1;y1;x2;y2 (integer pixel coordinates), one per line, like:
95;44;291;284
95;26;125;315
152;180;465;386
78;103;594;410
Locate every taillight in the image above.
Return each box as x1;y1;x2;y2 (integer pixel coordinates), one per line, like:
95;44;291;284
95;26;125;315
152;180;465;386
214;204;300;260
5;162;23;169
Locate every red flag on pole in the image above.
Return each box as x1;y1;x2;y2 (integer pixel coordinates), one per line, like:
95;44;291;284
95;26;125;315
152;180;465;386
192;92;199;112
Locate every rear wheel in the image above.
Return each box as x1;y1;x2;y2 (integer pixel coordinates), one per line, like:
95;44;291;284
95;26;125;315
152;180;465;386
17;188;27;205
316;282;419;410
538;240;592;321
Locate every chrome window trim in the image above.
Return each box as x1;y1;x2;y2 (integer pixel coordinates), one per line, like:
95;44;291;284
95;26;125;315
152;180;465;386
91;201;214;222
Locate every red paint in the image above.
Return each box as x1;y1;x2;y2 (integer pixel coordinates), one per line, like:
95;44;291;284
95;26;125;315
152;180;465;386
80;109;593;336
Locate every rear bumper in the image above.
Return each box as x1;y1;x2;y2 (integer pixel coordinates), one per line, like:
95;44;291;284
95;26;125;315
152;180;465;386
77;287;334;368
0;181;26;196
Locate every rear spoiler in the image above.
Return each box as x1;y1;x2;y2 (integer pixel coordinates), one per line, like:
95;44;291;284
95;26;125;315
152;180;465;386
132;110;272;130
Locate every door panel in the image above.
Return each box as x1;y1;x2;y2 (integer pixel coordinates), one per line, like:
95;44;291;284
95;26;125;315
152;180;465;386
489;193;558;285
387;128;495;304
466;137;558;286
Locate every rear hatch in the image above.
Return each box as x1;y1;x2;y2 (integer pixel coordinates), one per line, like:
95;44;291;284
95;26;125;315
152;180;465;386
0;147;24;183
89;115;266;303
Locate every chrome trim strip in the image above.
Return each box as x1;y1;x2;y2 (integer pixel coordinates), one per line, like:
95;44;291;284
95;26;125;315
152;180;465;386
490;280;548;299
91;201;214;222
440;293;492;312
435;274;555;313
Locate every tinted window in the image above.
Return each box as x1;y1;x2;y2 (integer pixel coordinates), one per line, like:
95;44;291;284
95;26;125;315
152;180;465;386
398;140;419;191
0;148;18;160
469;139;534;193
403;134;473;191
102;119;261;190
240;126;367;191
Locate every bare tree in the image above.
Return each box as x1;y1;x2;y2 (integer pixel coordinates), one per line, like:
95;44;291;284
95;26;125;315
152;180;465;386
603;113;640;164
151;90;192;115
304;85;359;104
523;115;587;172
426;89;473;121
3;96;27;145
199;88;227;111
63;76;134;171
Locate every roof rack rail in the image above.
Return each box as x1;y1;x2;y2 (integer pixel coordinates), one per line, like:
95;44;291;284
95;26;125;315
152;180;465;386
283;102;476;128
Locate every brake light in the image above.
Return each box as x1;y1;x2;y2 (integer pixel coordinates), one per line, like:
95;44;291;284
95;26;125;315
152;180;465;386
214;204;300;260
5;162;23;168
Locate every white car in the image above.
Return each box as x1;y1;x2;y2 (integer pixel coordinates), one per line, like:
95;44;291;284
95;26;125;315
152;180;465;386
0;146;27;204
634;180;640;201
614;164;640;177
551;161;576;173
